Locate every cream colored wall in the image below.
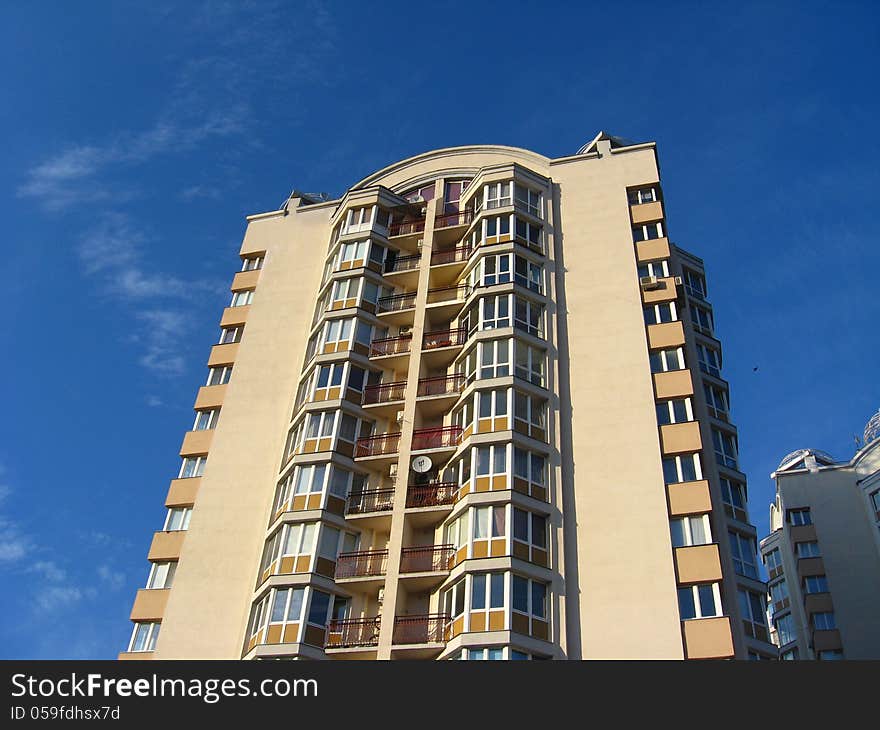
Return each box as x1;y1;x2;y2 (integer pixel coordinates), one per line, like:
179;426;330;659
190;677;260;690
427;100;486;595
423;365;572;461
549;144;685;659
153;200;332;658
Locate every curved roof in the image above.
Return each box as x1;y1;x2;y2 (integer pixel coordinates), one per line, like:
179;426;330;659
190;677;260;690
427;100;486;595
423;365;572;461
776;448;837;472
864;408;880;446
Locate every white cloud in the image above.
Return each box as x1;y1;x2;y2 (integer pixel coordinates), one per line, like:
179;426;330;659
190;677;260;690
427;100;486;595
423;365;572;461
146;395;164;407
97;564;126;591
137;308;192;375
31;561;67;583
34;586;87;613
179;185;222;201
0;475;29;563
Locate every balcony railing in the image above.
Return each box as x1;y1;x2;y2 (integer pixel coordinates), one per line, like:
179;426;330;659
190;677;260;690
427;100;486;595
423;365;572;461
431;244;472;266
434;210;474;229
363;380;407;405
426;284;470;306
416;374;466;398
369;334;412;357
389;219;425;237
355;432;401;458
406;482;458;508
411;426;463;451
422;327;467;350
347;488;394;514
377;291;417;313
392;613;450;645
335;549;389;578
384;254;421;274
400;544;454;573
326;617;381;648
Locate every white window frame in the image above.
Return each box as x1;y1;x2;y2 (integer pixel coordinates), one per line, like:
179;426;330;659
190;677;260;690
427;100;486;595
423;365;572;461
514;296;544;338
788;508;812;526
514;184;543;218
632;221;664;242
241;255;263;271
514;341;546;387
644;301;678;325
163;507;192;532
207;365;232;386
179;456;207;478
230;289;254;307
128;622;160;652
514;254;543;293
193;409;220;431
656;398;694;425
678;583;722;619
514;217;543;253
795;541;821;558
650;347;685;373
662;453;703;483
670;514;712;547
485;181;512;210
219;326;243;344
628;187;657;205
146;561;176;590
513;390;547;439
637;260;670;278
729;530;759;578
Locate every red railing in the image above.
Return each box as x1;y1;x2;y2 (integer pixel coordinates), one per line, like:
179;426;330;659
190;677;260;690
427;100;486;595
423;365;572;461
434;210;474;229
347;488;394;514
326;617;381;648
422;327;467;350
377;291;417;312
411;426;462;451
335;550;388;578
400;544;454;573
363;380;406;405
416;374;465;398
355;432;401;458
369;334;412;357
426;284;470;305
384;253;421;273
431;244;472;266
392;614;450;645
406;482;458;508
389;219;425;236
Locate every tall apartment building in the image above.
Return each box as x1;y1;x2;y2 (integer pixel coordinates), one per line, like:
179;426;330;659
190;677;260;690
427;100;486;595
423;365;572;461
760;411;880;659
120;132;775;660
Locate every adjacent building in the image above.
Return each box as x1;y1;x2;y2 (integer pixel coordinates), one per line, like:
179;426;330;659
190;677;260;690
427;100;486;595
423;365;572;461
760;410;880;659
120;132;775;660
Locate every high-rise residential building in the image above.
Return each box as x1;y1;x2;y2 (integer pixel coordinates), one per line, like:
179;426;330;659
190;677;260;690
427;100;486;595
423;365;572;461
760;411;880;660
120;132;775;660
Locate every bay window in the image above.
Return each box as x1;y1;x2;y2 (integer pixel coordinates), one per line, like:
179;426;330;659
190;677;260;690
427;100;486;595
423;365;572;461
696;343;721;378
704;383;729;419
769;579;789;608
514;217;543;253
514;341;546;387
720;477;748;521
513;391;547;440
729;531;759;578
273;463;328;514
739;588;769;641
514;296;544;337
260;522;317;576
514;184;542;218
514;255;543;293
712;428;738;469
513;447;547;499
486;181;512;209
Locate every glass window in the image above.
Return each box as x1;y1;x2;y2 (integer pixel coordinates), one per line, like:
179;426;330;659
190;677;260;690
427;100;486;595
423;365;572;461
788;508;812;526
307;590;331;626
803;575;829;594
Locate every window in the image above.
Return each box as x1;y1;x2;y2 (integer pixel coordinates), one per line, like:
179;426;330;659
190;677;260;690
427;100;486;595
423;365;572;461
774;613;795;645
343;206;375;235
164;507;192;531
739;588;769;640
443;578;467;620
690;304;713;333
780;648;799;660
460;338;510;381
512;575;547;622
476;444;508;477
720;477;748;521
329;277;360;307
231;289;254;307
444;511;470;551
764;547;782;573
696;343;721;378
486;181;512;209
795;541;820;558
769;579;789;607
514;255;543;293
678;584;721;619
473;254;512;287
514;391;547;440
655;398;693;425
480;294;510;330
272;463;329;513
270;587;306;627
513;447;546;496
443;180;470;213
179;456;207;478
323;318;354;349
803;575;829;594
473;506;506;540
242;255;263;271
461;647;506;660
484;214;511;242
670;515;711;547
219;326;243;344
637;260;670;278
471;572;506;612
813;612;836;631
478;389;509;421
704;384;729;419
644;301;678;325
207;365;232;386
788;508;812;526
649;347;685;373
818;649;844;660
514;341;546;387
712;429;738;469
146;562;176;589
514;296;543;337
515;184;542;217
514;217;543;253
193;409;220;431
662;453;702;483
729;531;758;578
682;268;706;299
260;522;317;575
128;622;160;652
632;221;663;242
513;508;547;553
307;590;333;628
871;490;880;521
337;239;368;268
628;187;657;205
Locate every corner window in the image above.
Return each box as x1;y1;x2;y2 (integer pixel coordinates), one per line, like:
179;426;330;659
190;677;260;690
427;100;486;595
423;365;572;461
628;187;657;205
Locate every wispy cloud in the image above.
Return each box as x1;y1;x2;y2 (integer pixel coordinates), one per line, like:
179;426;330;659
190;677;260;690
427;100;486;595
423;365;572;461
179;185;222;201
97;564;126;591
145;395;165;408
136;309;192;376
0;472;29;564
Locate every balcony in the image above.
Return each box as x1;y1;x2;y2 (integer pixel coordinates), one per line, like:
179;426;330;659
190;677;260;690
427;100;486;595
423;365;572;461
346;488;394;531
416;374;466;417
335;549;388;583
425;284;470;320
384;253;421;274
384;253;421;289
434;210;473;230
377;291;417;326
421;327;467;368
369;335;412;369
391;613;450;657
355;432;401;462
362;380;406;418
325;617;381;650
389;218;425;238
405;482;458;526
411;426;462;453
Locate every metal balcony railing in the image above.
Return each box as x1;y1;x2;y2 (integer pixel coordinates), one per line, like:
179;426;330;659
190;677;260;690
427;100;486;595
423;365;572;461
422;327;467;350
426;284;470;306
369;334;412;357
392;613;450;645
389;219;425;237
335;549;389;578
434;210;474;229
400;544;454;573
363;380;407;405
405;482;458;508
326;617;381;648
430;244;472;266
347;488;394;514
384;253;421;274
377;291;417;313
355;432;401;458
416;374;466;398
411;426;463;451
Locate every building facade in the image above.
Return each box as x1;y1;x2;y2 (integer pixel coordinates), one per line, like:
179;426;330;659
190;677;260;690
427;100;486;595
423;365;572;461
120;133;774;660
760;412;880;659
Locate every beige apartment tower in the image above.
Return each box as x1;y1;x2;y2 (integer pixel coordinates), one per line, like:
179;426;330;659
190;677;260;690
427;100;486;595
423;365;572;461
760;412;880;659
120;133;775;660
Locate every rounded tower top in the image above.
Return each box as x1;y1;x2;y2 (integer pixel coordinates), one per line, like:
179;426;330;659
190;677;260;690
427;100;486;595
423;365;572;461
776;448;837;472
864;407;880;446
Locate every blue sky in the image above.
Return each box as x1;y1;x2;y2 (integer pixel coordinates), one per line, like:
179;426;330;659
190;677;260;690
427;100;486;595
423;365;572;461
1;1;878;658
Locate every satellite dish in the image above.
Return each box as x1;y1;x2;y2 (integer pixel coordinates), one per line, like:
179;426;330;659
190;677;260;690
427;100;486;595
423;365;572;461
411;455;433;473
